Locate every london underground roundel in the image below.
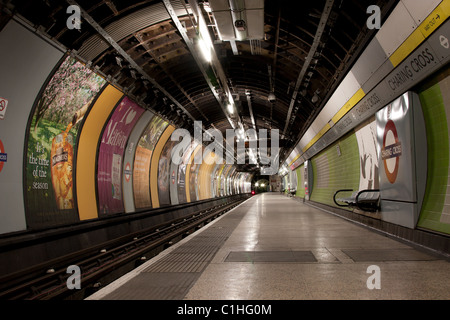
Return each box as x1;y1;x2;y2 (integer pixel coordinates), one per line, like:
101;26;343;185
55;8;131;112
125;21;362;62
124;162;131;182
381;120;402;184
0;139;6;173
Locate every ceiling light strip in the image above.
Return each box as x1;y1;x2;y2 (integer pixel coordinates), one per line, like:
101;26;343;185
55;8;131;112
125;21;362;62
164;0;237;162
282;0;334;138
186;0;245;131
164;0;236;130
66;0;195;121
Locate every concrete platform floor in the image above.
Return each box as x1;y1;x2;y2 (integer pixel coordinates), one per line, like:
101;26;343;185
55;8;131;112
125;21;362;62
89;193;450;300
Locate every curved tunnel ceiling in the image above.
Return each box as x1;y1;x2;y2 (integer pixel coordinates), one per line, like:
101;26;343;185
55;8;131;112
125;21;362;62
3;0;398;170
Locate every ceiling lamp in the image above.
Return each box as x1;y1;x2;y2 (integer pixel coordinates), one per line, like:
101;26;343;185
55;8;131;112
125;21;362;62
197;15;213;63
268;92;276;102
208;0;264;41
198;37;212;62
234;19;246;31
227;103;234;114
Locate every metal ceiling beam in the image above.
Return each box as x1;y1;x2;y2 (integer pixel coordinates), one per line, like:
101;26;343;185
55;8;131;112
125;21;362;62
133;31;209;122
246;92;257;132
164;0;237;130
66;0;196;121
104;0;119;15
271;7;281;92
164;0;241;162
230;40;239;55
282;0;334;138
280;0;399;165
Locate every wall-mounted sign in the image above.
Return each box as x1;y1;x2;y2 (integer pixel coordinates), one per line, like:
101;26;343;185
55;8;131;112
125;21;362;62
0;139;6;173
0;97;8;120
440;35;449;49
376;93;415;202
289;19;450;164
124;162;131;182
376;91;427;229
381;119;402;184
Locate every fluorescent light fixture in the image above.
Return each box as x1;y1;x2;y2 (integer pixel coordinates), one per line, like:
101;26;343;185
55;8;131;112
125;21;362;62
198;37;212;62
227;91;234;105
202;2;212;12
199;17;210;41
198;17;213;63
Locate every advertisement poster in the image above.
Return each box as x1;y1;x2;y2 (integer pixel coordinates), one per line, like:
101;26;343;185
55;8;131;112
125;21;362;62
133;116;168;209
177;141;198;204
24;56;105;227
214;164;221;196
355;118;379;191
158;139;176;206
189;162;200;202
122;111;154;213
97;97;144;214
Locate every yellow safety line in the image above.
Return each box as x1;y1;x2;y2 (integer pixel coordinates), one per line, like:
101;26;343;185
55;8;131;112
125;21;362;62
331;88;366;125
288;154;300;167
390;0;450;67
292;0;450;160
299;87;365;155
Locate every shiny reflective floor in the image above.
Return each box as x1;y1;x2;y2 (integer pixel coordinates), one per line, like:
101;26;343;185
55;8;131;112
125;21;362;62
88;193;450;300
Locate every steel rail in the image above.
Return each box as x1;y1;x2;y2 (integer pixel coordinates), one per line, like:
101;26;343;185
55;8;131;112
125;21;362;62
0;196;248;300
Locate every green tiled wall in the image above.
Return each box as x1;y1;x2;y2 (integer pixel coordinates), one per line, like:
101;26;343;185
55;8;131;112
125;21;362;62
283;175;289;193
295;164;305;198
310;132;360;208
417;76;450;235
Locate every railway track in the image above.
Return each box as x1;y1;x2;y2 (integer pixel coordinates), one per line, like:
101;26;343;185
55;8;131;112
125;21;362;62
0;196;248;300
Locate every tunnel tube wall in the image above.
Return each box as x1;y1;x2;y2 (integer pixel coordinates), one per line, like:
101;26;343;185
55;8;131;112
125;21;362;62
288;74;450;235
285;1;450;236
416;69;450;235
24;55;107;228
0;18;253;236
0;19;64;234
1;1;449;240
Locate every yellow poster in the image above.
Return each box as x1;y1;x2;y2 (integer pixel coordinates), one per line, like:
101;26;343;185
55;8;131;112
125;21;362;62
133;147;152;209
76;85;123;220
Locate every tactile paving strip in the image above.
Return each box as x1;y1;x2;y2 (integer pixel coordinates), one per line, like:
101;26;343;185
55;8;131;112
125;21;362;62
102;273;201;300
103;207;248;299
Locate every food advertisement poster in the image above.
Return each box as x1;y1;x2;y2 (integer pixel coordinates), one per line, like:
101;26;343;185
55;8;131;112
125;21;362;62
25;56;105;227
133;116;168;209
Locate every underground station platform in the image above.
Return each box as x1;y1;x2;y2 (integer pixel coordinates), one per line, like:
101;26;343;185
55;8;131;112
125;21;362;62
86;193;450;301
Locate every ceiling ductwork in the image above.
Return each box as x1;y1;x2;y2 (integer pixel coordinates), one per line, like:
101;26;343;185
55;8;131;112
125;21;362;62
5;0;397;168
208;0;264;41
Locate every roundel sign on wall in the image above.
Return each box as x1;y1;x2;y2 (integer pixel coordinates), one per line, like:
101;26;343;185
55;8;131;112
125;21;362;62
124;162;131;182
0;139;7;173
381;120;402;184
